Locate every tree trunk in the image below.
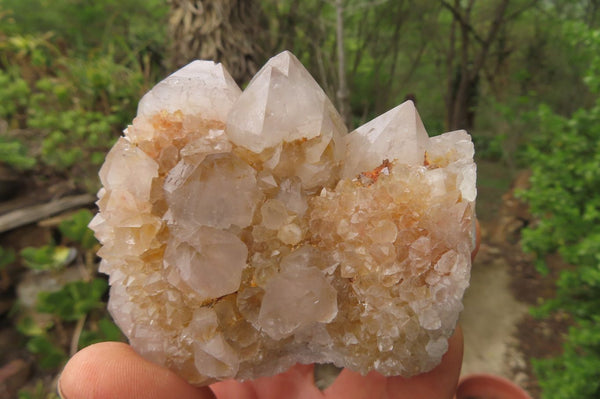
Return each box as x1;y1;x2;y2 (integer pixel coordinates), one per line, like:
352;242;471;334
442;0;509;131
168;0;266;85
335;0;351;126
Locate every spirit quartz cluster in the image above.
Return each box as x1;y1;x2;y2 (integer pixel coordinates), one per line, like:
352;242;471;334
91;51;477;386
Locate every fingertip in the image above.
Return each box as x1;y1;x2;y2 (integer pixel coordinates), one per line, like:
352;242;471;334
59;342;122;399
59;342;215;399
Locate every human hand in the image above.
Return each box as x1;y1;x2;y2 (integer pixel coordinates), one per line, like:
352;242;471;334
58;326;462;399
59;222;479;399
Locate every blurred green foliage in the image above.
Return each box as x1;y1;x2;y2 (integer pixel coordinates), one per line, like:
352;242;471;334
0;136;36;170
26;335;68;370
78;317;123;348
0;2;163;395
12;209;122;381
19;245;74;271
0;1;598;397
520;21;600;399
36;278;108;321
58;209;98;250
0;0;168;188
0;69;29;119
18;380;60;399
0;0;168;55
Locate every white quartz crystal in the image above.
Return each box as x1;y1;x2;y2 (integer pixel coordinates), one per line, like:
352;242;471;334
227;51;345;155
92;51;477;386
227;51;346;190
258;264;338;340
137;60;241;121
342;100;429;178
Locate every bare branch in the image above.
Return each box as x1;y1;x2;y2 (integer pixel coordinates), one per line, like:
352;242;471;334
70;315;87;357
504;0;538;21
472;0;510;76
349;7;386;79
440;0;485;45
0;194;95;233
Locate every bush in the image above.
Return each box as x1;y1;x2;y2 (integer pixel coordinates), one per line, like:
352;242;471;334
520;22;600;399
0;4;163;395
0;0;168;189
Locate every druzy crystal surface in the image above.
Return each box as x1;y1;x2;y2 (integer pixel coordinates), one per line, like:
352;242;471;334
91;51;477;386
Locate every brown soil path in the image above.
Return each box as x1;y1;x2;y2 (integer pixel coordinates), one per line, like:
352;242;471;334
460;242;529;381
458;163;569;399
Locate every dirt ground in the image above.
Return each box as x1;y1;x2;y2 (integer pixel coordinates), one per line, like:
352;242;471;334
460;242;529;381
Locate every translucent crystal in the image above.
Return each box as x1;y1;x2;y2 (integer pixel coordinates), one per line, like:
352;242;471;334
137;60;241;121
227;51;345;155
227;51;346;190
164;226;247;299
91;52;477;386
342;100;429;178
258;264;338;340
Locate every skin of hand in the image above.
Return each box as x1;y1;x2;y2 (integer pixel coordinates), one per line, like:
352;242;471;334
58;222;480;399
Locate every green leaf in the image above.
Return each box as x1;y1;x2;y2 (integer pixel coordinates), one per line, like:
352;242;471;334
20;245;75;271
16;315;52;337
58;209;98;249
26;335;67;370
36;278;108;321
0;137;36;170
78;317;123;349
98;318;123;341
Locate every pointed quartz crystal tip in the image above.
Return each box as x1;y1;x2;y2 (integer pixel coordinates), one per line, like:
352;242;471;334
98;138;158;201
342;100;429;178
226;51;346;154
137;60;241;121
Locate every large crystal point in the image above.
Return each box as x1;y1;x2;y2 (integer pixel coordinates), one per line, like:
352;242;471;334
91;51;477;386
227;51;345;154
227;51;346;189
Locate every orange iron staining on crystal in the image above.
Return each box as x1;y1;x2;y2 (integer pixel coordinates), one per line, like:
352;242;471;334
358;159;391;185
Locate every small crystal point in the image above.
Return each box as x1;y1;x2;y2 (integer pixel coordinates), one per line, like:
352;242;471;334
164;226;248;299
428;130;477;201
342;100;429;178
258;265;337;340
98;138;158;201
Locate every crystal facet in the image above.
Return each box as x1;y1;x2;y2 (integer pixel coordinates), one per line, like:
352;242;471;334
92;51;477;386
